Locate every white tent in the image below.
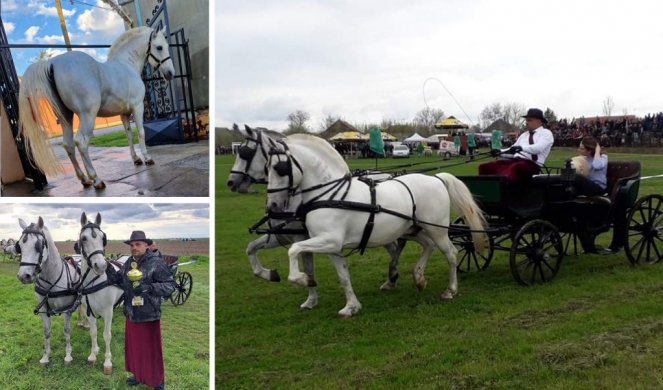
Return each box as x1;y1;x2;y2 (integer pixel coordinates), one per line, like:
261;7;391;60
403;133;426;143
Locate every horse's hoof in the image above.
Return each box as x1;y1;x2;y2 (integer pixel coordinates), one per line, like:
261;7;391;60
64;359;72;366
103;366;112;375
94;181;106;190
145;159;155;166
134;159;143;165
87;359;95;366
307;278;317;287
269;269;281;282
440;289;457;300
39;360;49;367
380;281;397;291
78;323;90;329
82;181;93;188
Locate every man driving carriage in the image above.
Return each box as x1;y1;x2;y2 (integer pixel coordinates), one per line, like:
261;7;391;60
479;108;554;182
106;231;174;390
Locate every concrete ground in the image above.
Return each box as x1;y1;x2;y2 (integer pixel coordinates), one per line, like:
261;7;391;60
2;136;209;197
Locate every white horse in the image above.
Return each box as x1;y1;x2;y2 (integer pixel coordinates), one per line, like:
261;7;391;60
78;212;124;375
16;217;81;366
266;134;487;317
227;125;421;309
18;26;175;189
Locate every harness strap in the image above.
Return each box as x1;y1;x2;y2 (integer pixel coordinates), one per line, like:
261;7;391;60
357;177;378;255
391;178;418;227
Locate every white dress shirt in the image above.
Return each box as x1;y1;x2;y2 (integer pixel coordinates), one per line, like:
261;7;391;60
502;126;554;165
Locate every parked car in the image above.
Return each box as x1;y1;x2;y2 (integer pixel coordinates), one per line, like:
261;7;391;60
393;144;410;158
437;140;459;160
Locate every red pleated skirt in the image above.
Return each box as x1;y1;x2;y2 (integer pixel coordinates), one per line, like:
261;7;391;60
125;319;165;387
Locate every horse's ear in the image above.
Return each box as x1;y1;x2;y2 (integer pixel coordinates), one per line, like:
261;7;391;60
244;125;253;136
95;212;102;226
232;123;239;131
81;212;88;227
37;217;44;229
18;218;27;230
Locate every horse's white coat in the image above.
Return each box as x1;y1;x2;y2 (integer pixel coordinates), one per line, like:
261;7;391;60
18;27;175;189
266;134;487;317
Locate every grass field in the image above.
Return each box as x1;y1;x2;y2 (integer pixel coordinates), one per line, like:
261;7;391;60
89;129;139;147
217;148;663;389
0;250;209;389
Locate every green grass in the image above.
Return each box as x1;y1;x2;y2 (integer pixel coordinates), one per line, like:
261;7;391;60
217;149;663;389
89;129;139;147
0;254;209;389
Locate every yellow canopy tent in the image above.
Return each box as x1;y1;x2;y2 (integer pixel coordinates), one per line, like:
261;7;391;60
329;131;363;141
434;115;469;130
360;131;397;141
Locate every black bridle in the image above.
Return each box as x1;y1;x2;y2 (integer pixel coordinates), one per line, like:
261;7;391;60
146;30;171;73
16;225;48;274
230;131;271;184
79;223;107;270
266;147;304;196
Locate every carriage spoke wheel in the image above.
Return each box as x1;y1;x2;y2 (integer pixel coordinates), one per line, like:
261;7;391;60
625;194;663;265
452;217;494;273
170;271;193;306
509;220;564;286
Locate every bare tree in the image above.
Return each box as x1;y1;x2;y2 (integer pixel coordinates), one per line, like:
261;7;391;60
503;102;526;128
480;102;525;128
413;107;445;134
479;102;503;128
319;114;340;132
285;110;310;135
602;96;615;116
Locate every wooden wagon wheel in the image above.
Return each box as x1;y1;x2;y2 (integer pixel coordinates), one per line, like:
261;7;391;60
625;194;663;265
509;219;564;286
451;216;494;272
170;271;193;306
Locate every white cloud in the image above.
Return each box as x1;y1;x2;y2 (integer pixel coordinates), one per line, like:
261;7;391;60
28;0;76;17
37;34;64;44
24;26;40;42
77;1;124;34
4;22;16;34
3;0;18;12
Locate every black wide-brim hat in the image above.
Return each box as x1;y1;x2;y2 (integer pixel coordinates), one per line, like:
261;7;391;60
124;230;154;245
521;108;548;124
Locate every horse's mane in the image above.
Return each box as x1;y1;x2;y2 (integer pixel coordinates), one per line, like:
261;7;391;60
288;134;349;174
259;128;285;140
108;26;151;60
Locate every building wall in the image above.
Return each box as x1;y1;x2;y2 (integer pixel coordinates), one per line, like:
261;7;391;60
121;0;209;109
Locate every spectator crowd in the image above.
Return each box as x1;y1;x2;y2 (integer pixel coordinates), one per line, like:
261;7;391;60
549;112;663;147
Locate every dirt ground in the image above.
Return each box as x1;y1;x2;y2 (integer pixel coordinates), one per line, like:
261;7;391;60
55;239;209;257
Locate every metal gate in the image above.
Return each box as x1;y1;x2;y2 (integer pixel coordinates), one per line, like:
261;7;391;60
143;0;198;144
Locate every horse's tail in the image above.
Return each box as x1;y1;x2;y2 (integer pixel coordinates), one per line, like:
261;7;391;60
18;60;64;176
435;172;488;253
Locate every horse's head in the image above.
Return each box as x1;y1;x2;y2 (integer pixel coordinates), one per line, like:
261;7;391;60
16;217;49;284
227;125;276;193
146;27;175;81
80;212;108;276
266;146;303;213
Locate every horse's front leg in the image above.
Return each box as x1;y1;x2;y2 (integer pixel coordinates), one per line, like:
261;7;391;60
132;105;154;165
329;254;362;317
246;235;282;282
75;114;105;189
300;252;318;310
86;314;100;366
287;236;340;287
38;313;51;366
121;114;141;165
77;306;90;329
63;312;73;365
101;308;114;375
380;239;407;290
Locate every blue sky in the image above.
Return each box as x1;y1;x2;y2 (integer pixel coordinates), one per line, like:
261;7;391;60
1;0;125;75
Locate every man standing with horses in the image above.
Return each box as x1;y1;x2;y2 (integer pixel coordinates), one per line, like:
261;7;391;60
107;231;174;390
479;108;554;182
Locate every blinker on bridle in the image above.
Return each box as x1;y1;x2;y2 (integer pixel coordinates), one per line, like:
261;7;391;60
16;227;48;274
230;131;269;184
79;223;107;269
266;148;303;195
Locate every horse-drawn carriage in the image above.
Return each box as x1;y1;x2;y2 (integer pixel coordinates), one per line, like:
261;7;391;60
229;126;663;316
450;160;660;285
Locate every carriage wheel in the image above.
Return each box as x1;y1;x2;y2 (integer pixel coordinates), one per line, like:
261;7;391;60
625;194;663;265
509;219;564;286
170;271;193;306
452;217;494;272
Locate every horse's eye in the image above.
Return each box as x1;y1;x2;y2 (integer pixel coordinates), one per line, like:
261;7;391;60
82;237;87;241
156;45;163;51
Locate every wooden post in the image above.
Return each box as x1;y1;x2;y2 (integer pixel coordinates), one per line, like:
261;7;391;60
54;0;72;51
